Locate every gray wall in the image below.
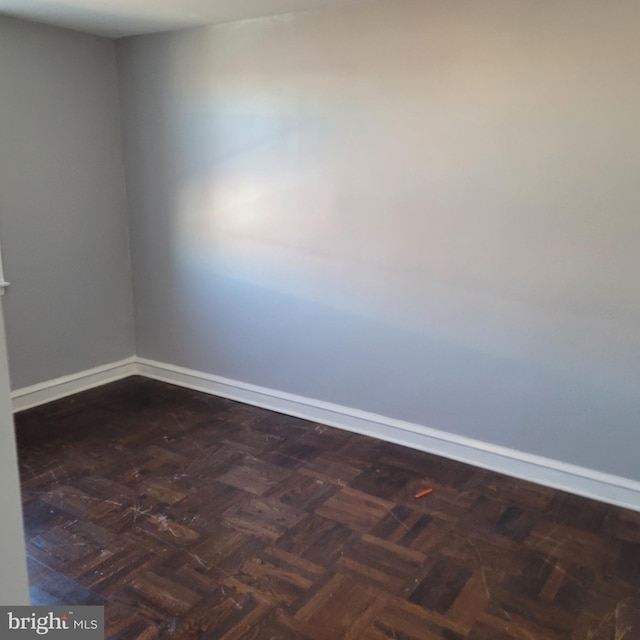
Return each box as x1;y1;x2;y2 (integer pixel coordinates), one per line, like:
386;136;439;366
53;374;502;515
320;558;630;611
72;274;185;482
0;16;135;389
118;0;640;481
0;306;29;603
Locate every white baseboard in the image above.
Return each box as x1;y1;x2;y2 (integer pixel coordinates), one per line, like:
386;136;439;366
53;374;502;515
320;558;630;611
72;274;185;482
12;355;640;512
11;357;137;412
136;357;640;513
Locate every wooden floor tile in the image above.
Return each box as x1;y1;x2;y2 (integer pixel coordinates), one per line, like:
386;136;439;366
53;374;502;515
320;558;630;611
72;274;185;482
13;376;640;639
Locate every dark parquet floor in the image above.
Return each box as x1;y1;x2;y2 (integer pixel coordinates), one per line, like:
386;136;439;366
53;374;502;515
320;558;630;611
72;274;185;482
14;376;640;639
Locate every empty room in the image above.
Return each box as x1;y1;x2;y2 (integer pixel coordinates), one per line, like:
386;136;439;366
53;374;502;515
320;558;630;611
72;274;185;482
0;0;639;638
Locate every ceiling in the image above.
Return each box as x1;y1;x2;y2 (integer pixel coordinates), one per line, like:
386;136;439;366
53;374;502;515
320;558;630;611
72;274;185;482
0;0;367;38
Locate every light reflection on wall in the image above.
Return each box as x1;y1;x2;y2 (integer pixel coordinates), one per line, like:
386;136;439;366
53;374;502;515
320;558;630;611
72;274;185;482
170;34;640;402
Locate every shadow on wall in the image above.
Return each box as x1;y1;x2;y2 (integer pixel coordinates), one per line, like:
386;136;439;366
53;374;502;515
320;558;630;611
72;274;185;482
176;261;640;481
